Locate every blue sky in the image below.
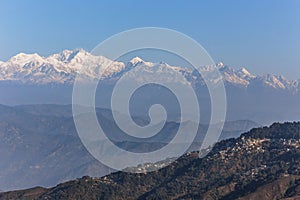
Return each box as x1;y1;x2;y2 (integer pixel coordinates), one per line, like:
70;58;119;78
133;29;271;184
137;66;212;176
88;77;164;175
0;0;299;79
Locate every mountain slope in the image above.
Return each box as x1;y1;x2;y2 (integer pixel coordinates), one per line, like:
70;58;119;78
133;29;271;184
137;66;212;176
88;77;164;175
0;104;258;191
0;104;108;191
1;122;300;199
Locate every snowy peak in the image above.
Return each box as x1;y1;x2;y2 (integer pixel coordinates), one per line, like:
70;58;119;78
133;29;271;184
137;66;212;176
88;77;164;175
49;49;76;63
261;74;287;89
0;49;125;84
215;63;296;91
129;57;144;65
8;53;44;66
48;49;92;63
216;61;224;68
236;67;256;82
238;68;252;77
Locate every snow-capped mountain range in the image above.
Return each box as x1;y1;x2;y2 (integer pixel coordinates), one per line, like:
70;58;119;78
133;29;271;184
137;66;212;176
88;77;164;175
0;49;299;93
0;49;299;124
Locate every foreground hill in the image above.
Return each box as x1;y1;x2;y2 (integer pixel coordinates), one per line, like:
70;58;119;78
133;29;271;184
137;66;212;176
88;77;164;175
1;122;300;200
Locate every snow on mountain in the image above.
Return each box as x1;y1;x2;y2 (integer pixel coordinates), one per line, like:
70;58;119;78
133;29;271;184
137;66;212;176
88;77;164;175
237;68;255;79
129;57;145;66
0;49;298;93
0;52;73;84
0;49;125;84
216;61;224;68
262;74;287;89
123;59;192;85
49;49;79;63
218;65;250;87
